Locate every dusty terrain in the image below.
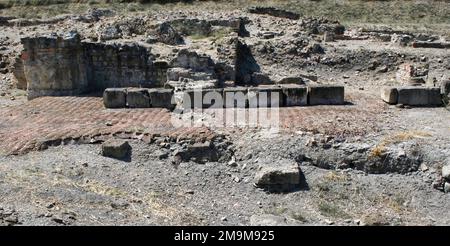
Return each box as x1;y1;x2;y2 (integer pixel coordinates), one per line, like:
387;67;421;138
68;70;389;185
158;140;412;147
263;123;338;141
0;0;449;226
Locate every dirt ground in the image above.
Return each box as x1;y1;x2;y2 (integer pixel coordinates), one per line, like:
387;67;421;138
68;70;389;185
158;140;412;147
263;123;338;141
0;1;450;226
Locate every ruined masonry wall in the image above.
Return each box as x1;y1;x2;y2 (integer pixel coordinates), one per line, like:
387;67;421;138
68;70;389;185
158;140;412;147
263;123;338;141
21;34;162;99
22;35;89;99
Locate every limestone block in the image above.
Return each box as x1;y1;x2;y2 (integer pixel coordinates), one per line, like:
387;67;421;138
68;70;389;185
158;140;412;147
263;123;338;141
397;87;442;106
381;87;398;104
308;85;344;105
148;88;174;109
247;86;282;108
127;88;150;108
281;84;308;106
223;87;248;108
103;88;127;108
182;88;224;109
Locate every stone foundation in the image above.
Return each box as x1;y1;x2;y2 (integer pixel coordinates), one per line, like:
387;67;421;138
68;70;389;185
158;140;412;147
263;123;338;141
104;84;346;109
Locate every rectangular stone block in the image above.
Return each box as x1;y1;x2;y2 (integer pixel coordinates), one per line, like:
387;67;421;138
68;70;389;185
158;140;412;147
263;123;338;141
308;85;344;105
126;88;150;108
281;84;307;106
223;87;248;108
148;88;174;109
397;87;442;106
381;87;398;104
182;89;224;109
247;86;282;108
103;88;127;108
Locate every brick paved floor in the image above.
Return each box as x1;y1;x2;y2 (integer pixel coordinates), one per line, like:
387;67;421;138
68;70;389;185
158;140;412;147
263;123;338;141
0;92;387;155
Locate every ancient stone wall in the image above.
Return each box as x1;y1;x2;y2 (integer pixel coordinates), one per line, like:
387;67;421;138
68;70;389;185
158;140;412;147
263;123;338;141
19;33;164;99
84;42;155;90
21;33;89;99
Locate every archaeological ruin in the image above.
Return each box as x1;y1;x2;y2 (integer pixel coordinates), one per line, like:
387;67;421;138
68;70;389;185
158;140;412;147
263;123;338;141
0;1;450;228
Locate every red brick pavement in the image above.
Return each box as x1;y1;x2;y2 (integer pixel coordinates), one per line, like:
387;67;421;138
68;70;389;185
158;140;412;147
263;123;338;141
0;93;387;155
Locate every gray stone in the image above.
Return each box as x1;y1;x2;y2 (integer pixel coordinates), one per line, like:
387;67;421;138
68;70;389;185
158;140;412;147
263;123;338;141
155;22;184;45
101;139;131;160
277;77;305;85
99;25;121;41
249;214;288;226
127;88;150;108
442;165;450;181
445;182;450;193
254;159;301;192
148;88;174;109
223;87;248;108
251;72;272;85
182;88;224;109
167;67;192;81
308;85;345;105
176;141;219;164
397;87;442;106
247;86;282;108
381;87;398;104
323;31;335;42
248;7;300;20
281;84;307;106
12;55;26;90
103;88;127;108
412;41;450;49
441;79;450;97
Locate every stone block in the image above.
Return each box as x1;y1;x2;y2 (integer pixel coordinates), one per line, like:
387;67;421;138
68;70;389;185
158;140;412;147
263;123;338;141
308;85;344;105
223;87;248;108
281;84;307;106
381;87;398;104
101;139;131;160
247;86;282;108
254;159;301;192
251;72;272;85
148;88;174;109
442;165;450;181
103;88;127;108
126;88;150;108
277;77;305;85
182;88;224;109
397;87;442;106
175;141;219;164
